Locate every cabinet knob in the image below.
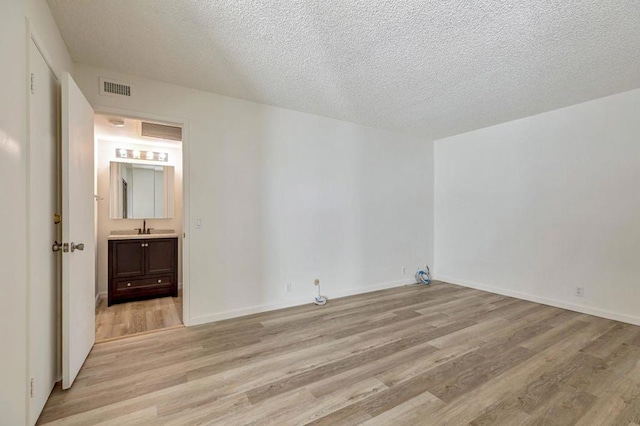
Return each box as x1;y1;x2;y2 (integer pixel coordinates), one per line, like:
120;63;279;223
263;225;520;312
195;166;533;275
157;279;162;283
141;243;145;247
127;283;131;287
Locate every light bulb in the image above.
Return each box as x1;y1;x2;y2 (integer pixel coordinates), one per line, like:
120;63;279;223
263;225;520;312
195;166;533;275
119;149;127;158
158;153;166;161
133;150;141;159
146;151;154;160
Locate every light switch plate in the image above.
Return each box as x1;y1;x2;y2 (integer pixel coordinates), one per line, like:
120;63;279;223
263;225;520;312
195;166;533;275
195;219;203;229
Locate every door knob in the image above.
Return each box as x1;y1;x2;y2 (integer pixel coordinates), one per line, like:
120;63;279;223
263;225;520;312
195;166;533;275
70;242;85;252
52;241;63;252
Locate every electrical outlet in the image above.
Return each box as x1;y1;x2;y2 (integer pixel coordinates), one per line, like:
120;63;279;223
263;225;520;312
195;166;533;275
401;266;405;275
285;282;292;293
575;287;584;297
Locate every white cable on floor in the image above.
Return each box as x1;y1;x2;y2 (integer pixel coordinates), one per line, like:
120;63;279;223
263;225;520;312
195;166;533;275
314;279;328;305
415;265;431;285
407;265;431;287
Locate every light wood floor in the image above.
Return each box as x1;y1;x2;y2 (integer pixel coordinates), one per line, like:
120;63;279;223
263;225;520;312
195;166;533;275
39;281;640;425
95;291;183;342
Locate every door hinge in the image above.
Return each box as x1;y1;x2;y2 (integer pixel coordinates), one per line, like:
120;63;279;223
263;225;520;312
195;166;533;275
54;213;61;224
30;73;35;94
30;378;35;398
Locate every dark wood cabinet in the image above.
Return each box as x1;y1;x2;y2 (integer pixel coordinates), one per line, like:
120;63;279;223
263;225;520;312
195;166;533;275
146;239;176;275
108;237;178;306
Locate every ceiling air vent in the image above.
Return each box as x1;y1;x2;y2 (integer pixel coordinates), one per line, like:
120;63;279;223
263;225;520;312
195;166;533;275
99;77;132;97
141;121;182;141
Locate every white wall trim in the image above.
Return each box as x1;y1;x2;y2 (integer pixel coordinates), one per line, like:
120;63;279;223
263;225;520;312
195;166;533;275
436;275;640;326
189;279;415;326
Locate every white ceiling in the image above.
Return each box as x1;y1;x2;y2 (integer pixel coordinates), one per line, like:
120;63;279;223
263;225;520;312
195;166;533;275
49;1;640;139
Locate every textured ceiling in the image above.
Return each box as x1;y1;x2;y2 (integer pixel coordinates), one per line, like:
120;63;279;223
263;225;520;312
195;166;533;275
49;1;640;139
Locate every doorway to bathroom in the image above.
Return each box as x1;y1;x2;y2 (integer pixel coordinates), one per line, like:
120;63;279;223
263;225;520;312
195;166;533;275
93;113;185;342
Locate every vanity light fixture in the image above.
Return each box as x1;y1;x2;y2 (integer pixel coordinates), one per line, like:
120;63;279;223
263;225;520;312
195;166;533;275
115;148;169;162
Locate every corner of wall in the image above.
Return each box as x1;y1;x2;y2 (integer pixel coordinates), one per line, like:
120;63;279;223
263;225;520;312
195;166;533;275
436;274;640;326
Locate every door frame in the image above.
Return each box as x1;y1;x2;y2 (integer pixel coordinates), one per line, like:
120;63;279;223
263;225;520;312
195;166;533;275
91;105;191;326
26;20;63;423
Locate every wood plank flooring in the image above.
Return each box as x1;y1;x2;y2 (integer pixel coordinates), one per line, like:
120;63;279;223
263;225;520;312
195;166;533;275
39;281;640;425
95;291;183;342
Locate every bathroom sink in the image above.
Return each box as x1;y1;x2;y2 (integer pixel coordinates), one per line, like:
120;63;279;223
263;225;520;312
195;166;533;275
108;230;178;240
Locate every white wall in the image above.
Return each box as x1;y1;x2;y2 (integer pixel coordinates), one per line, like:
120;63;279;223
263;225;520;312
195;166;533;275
96;138;183;296
0;1;28;423
74;63;434;325
435;88;640;325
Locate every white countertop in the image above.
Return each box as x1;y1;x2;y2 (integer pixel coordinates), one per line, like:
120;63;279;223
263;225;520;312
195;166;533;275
108;233;179;240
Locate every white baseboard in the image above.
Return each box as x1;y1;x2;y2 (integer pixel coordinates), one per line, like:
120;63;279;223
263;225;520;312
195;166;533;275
188;279;415;326
436;275;640;326
95;292;107;304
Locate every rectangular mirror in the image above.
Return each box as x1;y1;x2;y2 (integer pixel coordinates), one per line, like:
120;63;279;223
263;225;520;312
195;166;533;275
109;161;175;219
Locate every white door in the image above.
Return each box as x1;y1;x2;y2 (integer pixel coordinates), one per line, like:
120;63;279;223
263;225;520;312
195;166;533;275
61;72;96;389
28;39;60;422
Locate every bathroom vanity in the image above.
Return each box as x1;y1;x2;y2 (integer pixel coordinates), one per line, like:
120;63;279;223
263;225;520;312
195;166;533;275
108;233;178;306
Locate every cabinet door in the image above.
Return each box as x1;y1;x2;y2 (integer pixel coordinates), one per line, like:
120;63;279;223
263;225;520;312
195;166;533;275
112;240;146;278
146;238;176;275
